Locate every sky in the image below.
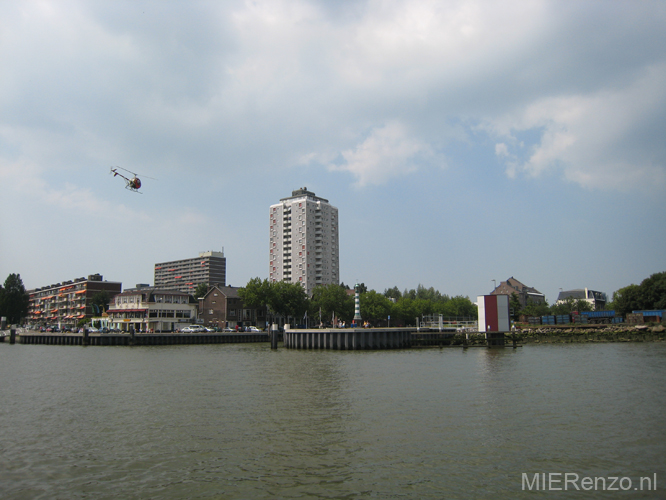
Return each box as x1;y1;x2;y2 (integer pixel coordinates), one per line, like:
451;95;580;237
1;0;665;304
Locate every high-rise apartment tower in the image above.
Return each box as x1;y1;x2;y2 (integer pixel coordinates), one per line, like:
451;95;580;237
269;188;339;295
154;250;226;294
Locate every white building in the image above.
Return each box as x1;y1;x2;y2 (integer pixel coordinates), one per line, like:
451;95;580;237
107;287;198;332
556;288;607;310
269;187;339;295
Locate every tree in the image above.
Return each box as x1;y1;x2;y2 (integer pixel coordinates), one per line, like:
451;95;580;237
383;286;402;300
609;284;642;316
91;291;111;315
309;284;354;324
239;278;309;323
415;284;444;302
638;271;666;310
392;297;418;326
1;274;29;325
359;290;392;324
438;295;477;318
509;293;522;321
194;283;209;299
239;278;272;309
521;298;550;318
268;281;308;320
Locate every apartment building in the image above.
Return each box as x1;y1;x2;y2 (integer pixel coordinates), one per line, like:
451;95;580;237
269;187;339;295
154;250;226;294
27;274;122;328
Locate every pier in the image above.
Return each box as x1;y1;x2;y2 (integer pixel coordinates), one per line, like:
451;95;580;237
282;328;460;350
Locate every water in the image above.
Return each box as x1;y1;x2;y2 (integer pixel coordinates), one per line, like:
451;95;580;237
1;342;665;499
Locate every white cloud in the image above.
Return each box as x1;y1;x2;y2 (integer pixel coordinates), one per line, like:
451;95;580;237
328;121;433;186
487;63;666;191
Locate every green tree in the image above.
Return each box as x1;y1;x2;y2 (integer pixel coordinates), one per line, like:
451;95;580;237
91;291;111;315
309;284;354;324
609;284;642;316
240;278;309;322
415;284;444;302
383;286;402;300
238;277;272;309
521;298;550;318
509;292;521;321
438;295;477;318
194;283;209;299
638;271;666;310
1;274;29;325
359;290;392;324
268;281;308;320
393;297;418;326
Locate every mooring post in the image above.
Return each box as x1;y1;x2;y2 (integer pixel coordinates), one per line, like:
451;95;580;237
9;326;16;345
129;326;135;346
271;323;278;349
512;333;517;349
82;327;90;346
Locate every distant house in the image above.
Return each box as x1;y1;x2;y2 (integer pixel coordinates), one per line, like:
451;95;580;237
198;285;267;330
491;277;545;309
556;288;607;310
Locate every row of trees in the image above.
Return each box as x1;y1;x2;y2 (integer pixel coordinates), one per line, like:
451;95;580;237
239;279;478;327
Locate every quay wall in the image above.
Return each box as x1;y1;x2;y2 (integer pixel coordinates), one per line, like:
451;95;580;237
3;332;270;346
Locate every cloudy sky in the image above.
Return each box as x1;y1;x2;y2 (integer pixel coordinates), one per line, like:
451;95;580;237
1;0;665;303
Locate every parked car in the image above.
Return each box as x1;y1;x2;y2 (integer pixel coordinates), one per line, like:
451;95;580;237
222;327;235;332
182;326;205;333
247;326;262;332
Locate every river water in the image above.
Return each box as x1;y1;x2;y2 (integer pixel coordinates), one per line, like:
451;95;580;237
1;342;664;499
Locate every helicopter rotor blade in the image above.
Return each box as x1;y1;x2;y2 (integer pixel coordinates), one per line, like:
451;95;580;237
112;166;157;180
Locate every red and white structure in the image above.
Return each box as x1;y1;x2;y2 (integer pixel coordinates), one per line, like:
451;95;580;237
477;294;510;332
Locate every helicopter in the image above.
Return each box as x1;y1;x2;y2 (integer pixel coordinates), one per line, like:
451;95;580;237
110;167;155;193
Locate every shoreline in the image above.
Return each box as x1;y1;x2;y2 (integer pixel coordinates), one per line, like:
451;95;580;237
470;324;666;345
